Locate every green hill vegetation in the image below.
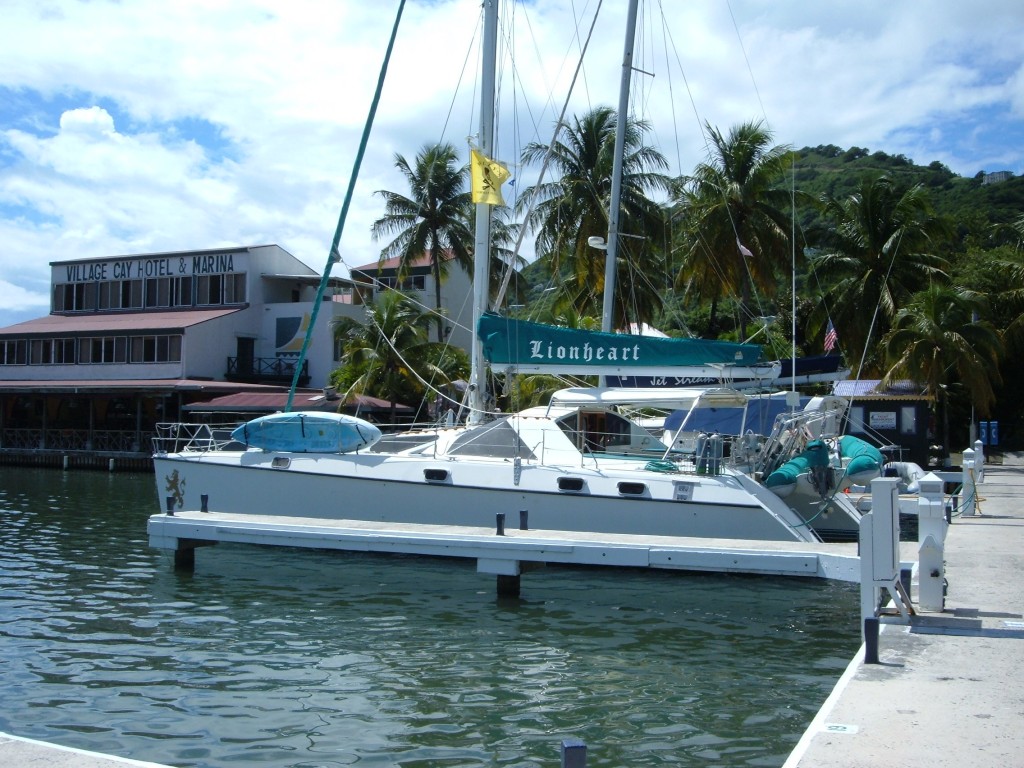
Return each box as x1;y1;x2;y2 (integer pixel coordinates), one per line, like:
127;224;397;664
353;122;1023;457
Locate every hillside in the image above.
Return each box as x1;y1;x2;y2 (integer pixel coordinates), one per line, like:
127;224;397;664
793;145;1024;246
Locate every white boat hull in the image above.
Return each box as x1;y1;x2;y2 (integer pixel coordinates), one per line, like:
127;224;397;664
154;449;819;543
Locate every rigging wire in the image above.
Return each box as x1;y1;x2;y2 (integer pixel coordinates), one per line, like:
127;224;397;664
493;0;606;310
285;0;406;412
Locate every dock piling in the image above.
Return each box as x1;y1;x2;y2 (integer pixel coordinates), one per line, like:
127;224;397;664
496;512;505;536
497;574;520;598
165;496;175;516
201;494;209;513
519;509;528;530
561;738;587;768
174;547;195;571
863;617;880;664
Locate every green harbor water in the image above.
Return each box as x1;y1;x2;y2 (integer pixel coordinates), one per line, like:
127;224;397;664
0;466;860;767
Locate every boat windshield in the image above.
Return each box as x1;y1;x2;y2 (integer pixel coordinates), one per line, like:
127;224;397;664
446;418;535;459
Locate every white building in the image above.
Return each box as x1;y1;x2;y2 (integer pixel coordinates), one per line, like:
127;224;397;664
350;251;474;353
0;244;369;464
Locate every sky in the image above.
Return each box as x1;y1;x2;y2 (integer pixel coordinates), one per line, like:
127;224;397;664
1;0;1023;329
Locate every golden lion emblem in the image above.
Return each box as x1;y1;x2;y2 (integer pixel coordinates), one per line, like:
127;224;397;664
164;470;186;510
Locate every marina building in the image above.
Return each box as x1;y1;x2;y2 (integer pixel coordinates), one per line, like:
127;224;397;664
0;245;370;468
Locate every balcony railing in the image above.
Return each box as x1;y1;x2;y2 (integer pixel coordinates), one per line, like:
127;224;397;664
226;356;309;386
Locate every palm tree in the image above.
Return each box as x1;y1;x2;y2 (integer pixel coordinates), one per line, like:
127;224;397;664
673;120;801;341
809;174;951;373
882;284;1002;455
331;291;460;423
517;106;672;328
372;143;474;342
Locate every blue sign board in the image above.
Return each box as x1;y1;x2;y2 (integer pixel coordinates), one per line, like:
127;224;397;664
980;421;999;446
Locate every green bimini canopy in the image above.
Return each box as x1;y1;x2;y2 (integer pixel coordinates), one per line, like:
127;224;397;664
478;312;767;376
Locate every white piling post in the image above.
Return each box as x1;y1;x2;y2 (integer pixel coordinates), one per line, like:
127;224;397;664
973;439;985;482
917;472;947;612
961;448;977;516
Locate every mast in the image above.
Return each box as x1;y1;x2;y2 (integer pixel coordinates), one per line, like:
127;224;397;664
600;0;640;335
467;0;498;425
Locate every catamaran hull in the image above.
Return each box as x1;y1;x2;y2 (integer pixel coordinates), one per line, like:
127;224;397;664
154;451;820;543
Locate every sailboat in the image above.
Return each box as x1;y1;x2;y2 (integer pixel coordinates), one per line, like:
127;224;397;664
152;0;869;544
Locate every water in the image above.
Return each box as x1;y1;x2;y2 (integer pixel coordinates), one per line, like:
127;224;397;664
0;466;860;767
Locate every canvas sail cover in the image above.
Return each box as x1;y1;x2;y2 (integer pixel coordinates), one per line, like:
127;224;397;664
477;312;766;375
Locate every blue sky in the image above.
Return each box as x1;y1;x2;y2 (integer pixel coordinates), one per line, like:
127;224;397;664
1;0;1022;328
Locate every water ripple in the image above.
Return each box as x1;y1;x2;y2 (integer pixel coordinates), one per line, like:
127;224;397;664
0;467;860;767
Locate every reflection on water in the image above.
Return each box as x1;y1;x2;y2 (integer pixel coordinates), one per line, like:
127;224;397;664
0;467;859;767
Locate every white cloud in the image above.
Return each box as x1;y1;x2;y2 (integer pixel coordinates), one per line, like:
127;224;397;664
0;0;1022;328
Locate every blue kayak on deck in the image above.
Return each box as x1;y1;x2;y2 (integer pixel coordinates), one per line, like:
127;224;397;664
231;412;383;453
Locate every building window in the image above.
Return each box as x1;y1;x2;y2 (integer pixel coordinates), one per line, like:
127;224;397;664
900;406;917;435
377;275;425;292
53;282;97;312
196;274;223;305
173;276;193;307
99;279;144;310
0;339;28;365
79;336;128;364
145;277;171;308
225;273;246;304
29;339;52;364
130;335;182;363
848;406;865;433
28;338;76;364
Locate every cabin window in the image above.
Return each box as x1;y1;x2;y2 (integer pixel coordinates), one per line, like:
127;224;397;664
557;411;632;452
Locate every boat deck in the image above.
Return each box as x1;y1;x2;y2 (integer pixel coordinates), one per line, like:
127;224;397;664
146;508;879;582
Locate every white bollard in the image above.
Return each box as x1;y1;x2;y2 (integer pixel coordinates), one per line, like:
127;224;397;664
859;477;902;631
961;448;977;516
917;472;947;611
973;439;985;483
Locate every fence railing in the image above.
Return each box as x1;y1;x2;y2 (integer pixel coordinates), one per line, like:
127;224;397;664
1;428;153;454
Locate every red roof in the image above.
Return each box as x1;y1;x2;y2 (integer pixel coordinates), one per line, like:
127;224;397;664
183;391;414;413
0;308;243;336
352;250;455;273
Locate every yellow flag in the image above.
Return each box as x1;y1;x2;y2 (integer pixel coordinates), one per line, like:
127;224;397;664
470;148;511;206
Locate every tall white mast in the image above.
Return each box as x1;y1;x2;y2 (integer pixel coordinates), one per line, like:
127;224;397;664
600;0;640;335
467;0;498;425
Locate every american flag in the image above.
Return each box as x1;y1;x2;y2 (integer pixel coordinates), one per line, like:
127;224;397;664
824;320;838;353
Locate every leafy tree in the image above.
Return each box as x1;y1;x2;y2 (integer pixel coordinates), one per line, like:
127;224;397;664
882;284;1002;452
372;143;474;342
517;106;672;328
673;120;804;340
808;174;951;374
330;291;463;422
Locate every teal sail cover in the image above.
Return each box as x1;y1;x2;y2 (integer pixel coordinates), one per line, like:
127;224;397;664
478;312;765;374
